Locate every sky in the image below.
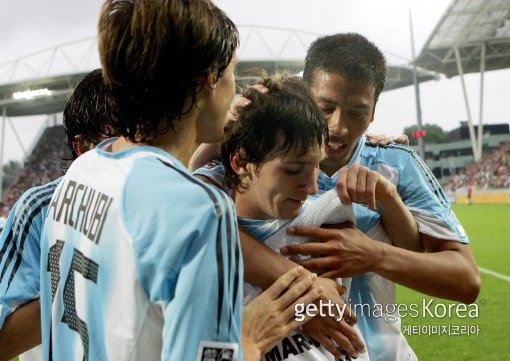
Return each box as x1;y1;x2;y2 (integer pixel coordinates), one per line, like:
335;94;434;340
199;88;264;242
0;0;509;164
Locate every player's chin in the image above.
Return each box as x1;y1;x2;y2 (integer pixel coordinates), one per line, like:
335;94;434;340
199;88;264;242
277;203;302;219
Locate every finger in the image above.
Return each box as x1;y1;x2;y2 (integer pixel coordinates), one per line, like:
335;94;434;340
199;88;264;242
396;134;409;145
286;226;340;241
365;133;381;145
328;327;358;357
281;239;341;256
251;84;269;93
326;316;364;353
345;165;359;203
282;287;324;328
378;137;392;146
366;171;378;210
355;168;367;203
296;255;343;272
336;169;351;205
322;222;355;230
318;269;343;279
263;266;305;300
314;334;345;359
227;97;251;121
341;305;357;326
274;272;317;309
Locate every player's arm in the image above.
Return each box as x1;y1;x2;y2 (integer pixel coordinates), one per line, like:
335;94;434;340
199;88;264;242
336;163;422;251
282;225;480;303
189;143;220;171
0;299;41;361
240;227;298;288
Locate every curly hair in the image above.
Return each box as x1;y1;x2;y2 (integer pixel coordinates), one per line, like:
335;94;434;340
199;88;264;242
98;0;239;144
221;72;328;191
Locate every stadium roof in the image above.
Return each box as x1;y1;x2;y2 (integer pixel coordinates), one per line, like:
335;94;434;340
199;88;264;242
0;62;437;117
0;73;87;117
414;0;510;77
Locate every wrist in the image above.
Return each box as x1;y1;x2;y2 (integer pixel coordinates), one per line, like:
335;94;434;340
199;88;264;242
375;181;398;207
370;240;390;274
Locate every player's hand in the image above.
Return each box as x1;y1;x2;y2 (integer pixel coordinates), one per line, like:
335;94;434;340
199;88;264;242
242;267;323;360
366;133;409;146
281;224;384;278
336;163;396;210
226;84;269;121
301;277;364;358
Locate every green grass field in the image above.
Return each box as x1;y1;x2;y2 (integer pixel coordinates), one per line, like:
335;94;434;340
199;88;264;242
397;204;510;360
10;204;510;361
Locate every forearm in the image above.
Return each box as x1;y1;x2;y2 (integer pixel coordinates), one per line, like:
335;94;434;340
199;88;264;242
374;238;480;304
240;227;303;289
188;143;220;171
0;299;41;361
377;186;421;251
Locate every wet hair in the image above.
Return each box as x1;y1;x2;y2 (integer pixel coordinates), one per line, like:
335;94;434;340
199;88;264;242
221;72;328;190
63;69;114;160
98;0;239;144
303;33;387;105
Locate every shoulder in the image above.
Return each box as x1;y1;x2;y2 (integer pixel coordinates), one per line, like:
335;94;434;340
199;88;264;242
12;177;62;221
192;159;228;191
361;141;417;169
122;157;233;227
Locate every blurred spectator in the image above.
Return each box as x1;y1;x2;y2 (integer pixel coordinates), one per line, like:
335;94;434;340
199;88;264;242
443;141;510;192
4;126;71;210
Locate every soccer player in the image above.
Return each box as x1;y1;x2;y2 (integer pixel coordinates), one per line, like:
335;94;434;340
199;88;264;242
196;33;480;361
38;2;323;361
0;68;113;361
195;72;424;360
215;73;373;361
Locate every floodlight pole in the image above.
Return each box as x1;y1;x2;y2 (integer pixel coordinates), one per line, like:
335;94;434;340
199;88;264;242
454;46;480;160
477;43;486;159
409;9;425;160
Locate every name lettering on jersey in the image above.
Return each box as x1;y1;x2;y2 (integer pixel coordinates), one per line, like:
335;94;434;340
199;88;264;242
264;332;353;361
47;179;113;244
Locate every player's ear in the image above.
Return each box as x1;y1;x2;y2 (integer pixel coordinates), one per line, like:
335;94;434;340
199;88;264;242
72;135;86;156
231;146;249;178
205;72;218;93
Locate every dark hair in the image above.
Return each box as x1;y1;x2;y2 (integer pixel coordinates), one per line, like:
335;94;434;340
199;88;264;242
63;69;114;160
303;33;387;105
221;72;328;190
98;0;239;144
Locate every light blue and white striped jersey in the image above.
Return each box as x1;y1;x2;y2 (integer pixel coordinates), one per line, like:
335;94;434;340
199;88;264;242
317;137;469;244
238;190;371;361
0;178;61;361
194;136;469;361
40;140;243;361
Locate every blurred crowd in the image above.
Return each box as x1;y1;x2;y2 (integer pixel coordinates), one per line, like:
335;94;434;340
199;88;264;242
443;141;510;192
1;126;508;214
3;126;71;211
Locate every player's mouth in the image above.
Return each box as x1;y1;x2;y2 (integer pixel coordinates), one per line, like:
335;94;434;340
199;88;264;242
325;142;347;154
289;198;306;206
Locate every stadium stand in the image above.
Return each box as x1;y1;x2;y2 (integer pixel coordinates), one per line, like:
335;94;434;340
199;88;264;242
4;125;70;210
443;141;510;191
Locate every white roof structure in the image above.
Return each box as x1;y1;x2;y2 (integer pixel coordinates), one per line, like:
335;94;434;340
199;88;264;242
414;0;510;77
414;0;510;161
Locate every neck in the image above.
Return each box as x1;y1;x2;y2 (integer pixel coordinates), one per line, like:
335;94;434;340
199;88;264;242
234;191;269;220
111;112;199;167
